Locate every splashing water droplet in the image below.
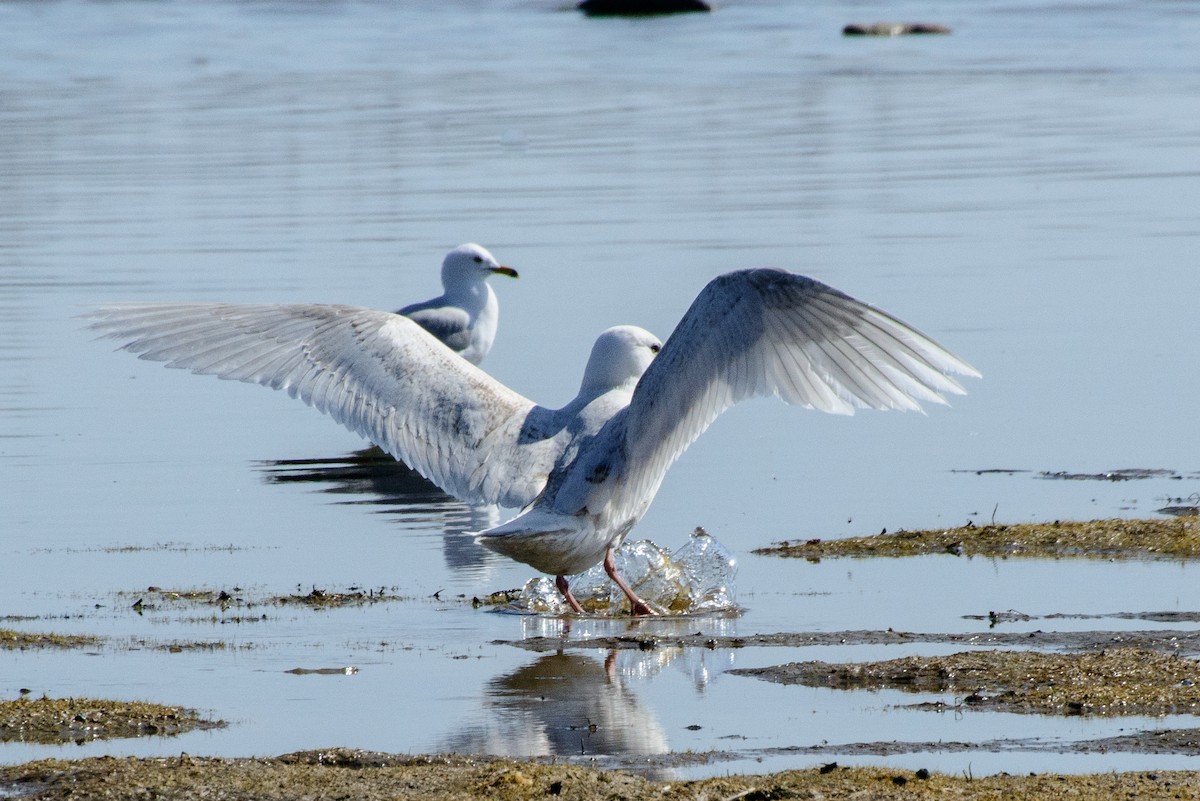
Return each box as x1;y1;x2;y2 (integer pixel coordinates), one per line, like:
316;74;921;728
511;528;738;615
672;527;738;611
518;577;566;614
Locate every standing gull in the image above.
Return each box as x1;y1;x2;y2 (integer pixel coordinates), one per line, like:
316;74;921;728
400;243;518;364
88;268;978;615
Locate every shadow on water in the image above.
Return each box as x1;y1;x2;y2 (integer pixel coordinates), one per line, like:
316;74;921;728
258;446;445;502
257;447;502;572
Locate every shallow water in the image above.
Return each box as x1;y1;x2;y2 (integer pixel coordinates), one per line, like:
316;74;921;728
3;0;1200;779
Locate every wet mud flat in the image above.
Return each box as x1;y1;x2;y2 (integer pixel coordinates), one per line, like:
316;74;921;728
757;517;1200;560
502;626;1200;655
0;629;100;651
2;629;224;745
731;647;1200;716
5;750;1200;801
7;518;1200;797
123;584;412;613
496;635;1200;760
0;697;221;745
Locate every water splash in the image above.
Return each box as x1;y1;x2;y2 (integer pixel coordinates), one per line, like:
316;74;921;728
512;528;738;616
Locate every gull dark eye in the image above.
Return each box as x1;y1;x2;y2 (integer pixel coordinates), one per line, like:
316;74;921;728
473;255;483;264
650;343;661;353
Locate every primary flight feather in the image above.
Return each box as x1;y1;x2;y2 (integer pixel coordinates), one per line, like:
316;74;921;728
89;268;978;615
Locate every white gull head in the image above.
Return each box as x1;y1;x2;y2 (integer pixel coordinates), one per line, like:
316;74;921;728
578;325;662;399
399;242;518;365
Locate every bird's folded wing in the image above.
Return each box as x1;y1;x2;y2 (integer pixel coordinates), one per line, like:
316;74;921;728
87;302;556;508
397;303;473;355
620;268;980;506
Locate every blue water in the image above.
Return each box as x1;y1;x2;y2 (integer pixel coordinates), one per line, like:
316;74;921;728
2;0;1199;779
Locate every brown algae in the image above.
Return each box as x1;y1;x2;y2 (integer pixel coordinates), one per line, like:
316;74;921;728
271;587;408;608
5;752;1200;800
122;585;408;611
471;589;523;608
757;517;1200;560
0;629;101;651
731;648;1200;716
0;696;223;744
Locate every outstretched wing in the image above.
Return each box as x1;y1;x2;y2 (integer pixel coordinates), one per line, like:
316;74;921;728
87;302;561;508
619;268;980;506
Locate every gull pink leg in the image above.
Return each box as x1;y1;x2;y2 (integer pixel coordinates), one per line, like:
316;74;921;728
603;547;657;616
555;574;585;614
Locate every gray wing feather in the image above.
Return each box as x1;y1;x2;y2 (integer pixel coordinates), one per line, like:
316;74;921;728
399;303;473;354
87;302;559;508
617;269;980;513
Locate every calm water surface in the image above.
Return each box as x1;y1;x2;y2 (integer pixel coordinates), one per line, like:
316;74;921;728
2;0;1199;778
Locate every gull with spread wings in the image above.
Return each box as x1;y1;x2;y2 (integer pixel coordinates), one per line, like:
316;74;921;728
89;268;978;616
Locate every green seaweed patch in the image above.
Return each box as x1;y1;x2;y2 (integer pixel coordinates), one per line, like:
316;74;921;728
120;585;410;612
156;639;250;653
0;696;223;744
173;613;269;625
470;589;524;608
732;648;1200;716
121;587;245;613
757;518;1200;561
0;628;101;651
271;587;407;609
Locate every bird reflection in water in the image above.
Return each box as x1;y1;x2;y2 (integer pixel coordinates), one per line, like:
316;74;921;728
257;446;500;572
446;616;739;771
445;651;670;765
518;614;740;693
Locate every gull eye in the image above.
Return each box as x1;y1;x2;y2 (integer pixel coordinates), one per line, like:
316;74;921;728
649;343;661;353
473;255;483;264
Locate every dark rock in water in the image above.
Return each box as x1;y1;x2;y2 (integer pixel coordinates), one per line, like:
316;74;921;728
843;22;951;36
578;0;712;16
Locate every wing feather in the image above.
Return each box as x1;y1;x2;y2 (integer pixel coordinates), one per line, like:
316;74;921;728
399;304;473;354
87;302;561;508
619;268;980;510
